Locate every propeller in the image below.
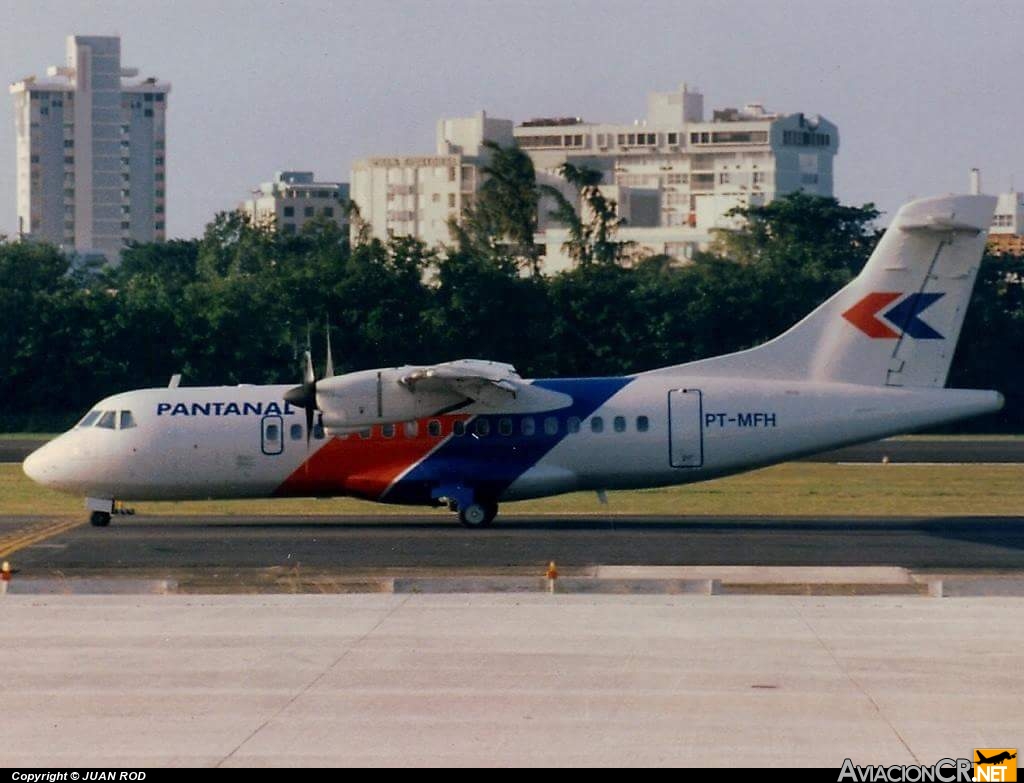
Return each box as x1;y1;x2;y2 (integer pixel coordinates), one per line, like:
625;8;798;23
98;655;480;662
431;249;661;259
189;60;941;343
284;320;337;447
284;349;318;446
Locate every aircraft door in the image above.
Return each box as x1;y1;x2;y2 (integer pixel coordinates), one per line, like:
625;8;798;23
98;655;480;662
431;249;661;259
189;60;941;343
668;389;703;468
260;415;284;456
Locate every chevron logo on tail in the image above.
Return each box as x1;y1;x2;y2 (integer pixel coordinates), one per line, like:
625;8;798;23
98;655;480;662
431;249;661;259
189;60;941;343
842;292;946;340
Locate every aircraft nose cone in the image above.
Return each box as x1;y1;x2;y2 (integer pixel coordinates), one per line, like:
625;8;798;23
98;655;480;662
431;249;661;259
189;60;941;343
22;443;52;485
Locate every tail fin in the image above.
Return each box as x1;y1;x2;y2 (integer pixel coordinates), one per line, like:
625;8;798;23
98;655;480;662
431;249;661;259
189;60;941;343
655;194;996;387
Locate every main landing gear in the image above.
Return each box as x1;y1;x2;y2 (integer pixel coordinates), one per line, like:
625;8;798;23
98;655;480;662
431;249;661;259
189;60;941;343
90;511;111;527
457;500;498;528
433;487;499;528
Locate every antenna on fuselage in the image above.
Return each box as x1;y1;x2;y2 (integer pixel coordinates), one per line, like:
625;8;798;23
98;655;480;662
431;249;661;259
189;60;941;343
168;374;181;388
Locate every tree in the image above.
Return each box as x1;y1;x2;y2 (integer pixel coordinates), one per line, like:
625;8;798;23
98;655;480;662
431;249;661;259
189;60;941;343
539;162;632;266
948;252;1024;431
708;192;881;344
451;141;543;275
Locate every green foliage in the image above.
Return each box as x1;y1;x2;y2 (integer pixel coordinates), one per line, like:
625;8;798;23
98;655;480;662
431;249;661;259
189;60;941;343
1;191;1020;432
539;162;632;266
451;141;541;274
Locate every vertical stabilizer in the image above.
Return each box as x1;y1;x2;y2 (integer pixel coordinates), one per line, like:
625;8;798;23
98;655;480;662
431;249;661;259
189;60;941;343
652;194;996;387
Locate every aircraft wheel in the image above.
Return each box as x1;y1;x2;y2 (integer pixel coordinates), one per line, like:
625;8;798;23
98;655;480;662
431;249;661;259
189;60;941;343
89;511;111;527
459;501;497;528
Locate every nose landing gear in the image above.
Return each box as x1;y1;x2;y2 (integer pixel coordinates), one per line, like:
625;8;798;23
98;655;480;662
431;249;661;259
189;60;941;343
85;497;133;527
89;511;111;527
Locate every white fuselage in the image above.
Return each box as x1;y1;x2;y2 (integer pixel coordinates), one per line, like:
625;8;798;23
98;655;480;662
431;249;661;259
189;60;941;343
22;374;1002;507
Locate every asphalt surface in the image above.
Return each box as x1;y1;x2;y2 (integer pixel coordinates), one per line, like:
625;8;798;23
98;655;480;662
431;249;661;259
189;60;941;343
6;513;1024;572
5;436;1024;464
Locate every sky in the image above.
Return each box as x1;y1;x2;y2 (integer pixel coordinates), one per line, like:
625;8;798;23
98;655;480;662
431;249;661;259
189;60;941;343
1;0;1022;239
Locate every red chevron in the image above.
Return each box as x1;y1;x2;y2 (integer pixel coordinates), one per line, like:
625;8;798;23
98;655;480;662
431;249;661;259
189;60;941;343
842;292;901;338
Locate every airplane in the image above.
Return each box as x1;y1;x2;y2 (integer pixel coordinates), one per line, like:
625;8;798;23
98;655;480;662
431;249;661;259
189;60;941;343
23;193;1005;528
976;752;1017;766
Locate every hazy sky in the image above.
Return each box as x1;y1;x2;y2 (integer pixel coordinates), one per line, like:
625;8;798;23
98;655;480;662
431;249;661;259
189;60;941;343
1;0;1021;239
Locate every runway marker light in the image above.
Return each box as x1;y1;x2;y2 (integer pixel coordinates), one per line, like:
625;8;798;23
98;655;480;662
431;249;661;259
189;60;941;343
1;561;10;581
545;561;558;594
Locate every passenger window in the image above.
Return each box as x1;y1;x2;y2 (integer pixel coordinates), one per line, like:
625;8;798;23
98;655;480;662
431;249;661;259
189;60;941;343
290;423;303;441
382;424;395;439
474;419;490;436
428;419;442;437
590;416;604;433
521;417;536;436
79;410;101;428
499;418;513;436
453;421;466;436
567;416;581;433
637;415;650;433
614;416;626;433
404;421;418;438
359;428;372;439
544;417;558;435
96;411;116;429
313;423;325;440
265;423;279;441
119;411;136;429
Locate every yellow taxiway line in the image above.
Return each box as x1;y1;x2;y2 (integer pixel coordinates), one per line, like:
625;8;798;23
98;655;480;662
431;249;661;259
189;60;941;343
0;517;84;559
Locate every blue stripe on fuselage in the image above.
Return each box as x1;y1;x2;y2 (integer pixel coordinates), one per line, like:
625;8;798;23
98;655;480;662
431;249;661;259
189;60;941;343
383;376;633;504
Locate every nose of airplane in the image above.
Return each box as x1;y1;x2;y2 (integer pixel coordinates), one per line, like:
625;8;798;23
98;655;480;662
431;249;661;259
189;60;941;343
23;440;61;487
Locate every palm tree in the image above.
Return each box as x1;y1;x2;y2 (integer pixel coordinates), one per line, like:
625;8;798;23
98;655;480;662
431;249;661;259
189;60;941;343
539;162;632;266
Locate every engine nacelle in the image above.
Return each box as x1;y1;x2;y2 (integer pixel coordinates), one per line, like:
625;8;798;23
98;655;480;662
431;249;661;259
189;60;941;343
315;366;465;429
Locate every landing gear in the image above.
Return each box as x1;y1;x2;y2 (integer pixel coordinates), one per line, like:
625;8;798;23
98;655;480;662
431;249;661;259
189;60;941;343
86;497;115;527
458;501;498;528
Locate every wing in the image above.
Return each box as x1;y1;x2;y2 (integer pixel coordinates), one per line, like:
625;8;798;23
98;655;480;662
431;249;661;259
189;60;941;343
399;359;572;413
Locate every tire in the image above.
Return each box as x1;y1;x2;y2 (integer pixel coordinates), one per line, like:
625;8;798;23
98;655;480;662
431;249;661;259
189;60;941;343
458;501;498;528
89;511;111;527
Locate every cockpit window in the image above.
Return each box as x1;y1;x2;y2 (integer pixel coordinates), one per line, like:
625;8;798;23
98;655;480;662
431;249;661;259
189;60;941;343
119;411;136;429
96;411;116;429
79;410;101;428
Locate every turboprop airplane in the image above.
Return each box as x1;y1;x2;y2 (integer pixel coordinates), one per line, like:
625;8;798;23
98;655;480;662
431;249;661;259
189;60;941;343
23;193;1005;527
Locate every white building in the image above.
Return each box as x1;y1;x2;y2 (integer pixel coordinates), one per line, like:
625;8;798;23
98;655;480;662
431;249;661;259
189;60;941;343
10;35;170;262
239;171;349;235
349;86;837;272
350;111;514;247
974;169;1024;256
517;84;839;270
990;192;1024;235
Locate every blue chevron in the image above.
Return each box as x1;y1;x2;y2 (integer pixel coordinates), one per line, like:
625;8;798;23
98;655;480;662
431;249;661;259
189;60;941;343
883;293;945;340
384;376;633;504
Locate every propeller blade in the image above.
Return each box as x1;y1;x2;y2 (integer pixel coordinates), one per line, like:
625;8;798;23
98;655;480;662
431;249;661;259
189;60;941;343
324;321;335;379
283;349;320;449
303;349;315;387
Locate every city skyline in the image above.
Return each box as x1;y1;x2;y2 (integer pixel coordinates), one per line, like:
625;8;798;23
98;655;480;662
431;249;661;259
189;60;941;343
2;0;1023;241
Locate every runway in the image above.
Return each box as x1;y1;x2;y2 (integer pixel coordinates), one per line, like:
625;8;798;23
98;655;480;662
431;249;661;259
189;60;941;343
5;513;1024;575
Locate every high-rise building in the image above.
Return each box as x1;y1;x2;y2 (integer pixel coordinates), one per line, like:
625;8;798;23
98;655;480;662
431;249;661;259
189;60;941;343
10;35;170;262
350;111;514;248
239;171;349;235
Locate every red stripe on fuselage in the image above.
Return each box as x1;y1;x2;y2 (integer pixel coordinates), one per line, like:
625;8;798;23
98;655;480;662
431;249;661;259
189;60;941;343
273;415;471;500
